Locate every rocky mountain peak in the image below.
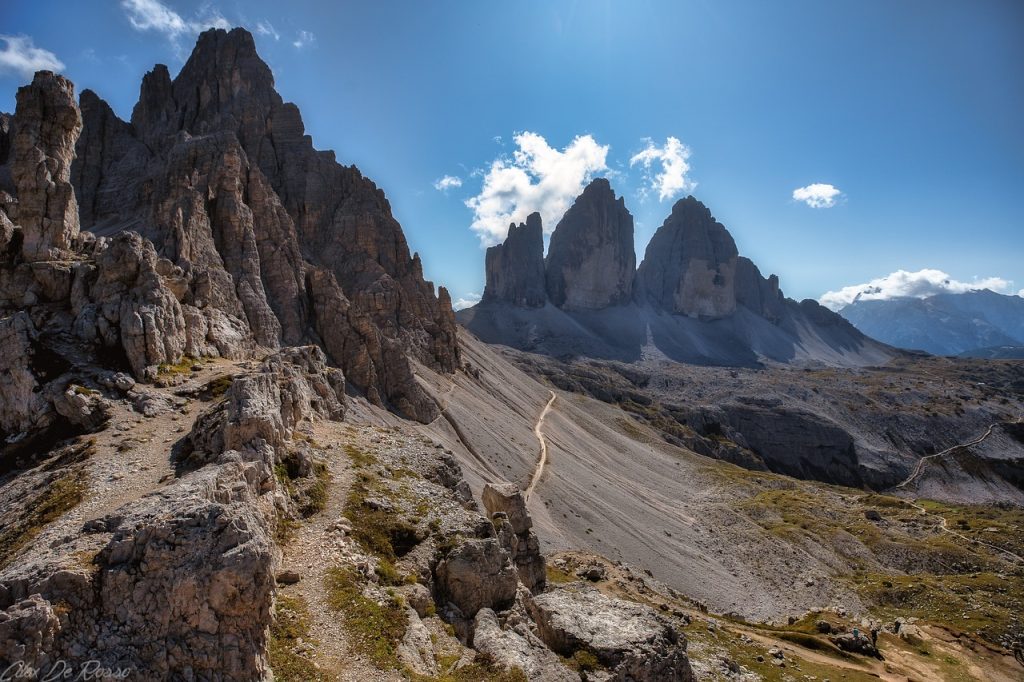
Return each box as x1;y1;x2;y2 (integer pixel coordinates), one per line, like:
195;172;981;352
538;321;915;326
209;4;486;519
545;177;635;310
26;26;463;422
636;195;739;318
483;212;546;307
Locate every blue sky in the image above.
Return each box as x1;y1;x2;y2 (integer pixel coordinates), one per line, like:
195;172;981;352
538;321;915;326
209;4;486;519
3;1;1022;308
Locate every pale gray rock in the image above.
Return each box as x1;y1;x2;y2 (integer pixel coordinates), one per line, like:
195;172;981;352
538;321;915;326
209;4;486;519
0;594;60;670
397;607;439;676
0;312;51;436
546;178;635;310
528;584;693;681
435;538;518;617
11;72;82;262
483;212;546;307
75;231;188;378
482;481;532;534
51;384;111;431
473;607;578;682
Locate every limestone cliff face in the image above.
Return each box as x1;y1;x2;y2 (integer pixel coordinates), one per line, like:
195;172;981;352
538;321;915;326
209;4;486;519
11;72;82;262
635;197;739;319
482;212;546;307
545;178;635;310
68;27;457;421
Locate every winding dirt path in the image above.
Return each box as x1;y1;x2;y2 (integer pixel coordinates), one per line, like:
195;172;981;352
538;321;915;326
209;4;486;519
895;423;999;489
524;391;556;501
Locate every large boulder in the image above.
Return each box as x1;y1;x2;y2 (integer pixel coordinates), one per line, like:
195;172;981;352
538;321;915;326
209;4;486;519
528;584;692;681
0;312;51;436
473;607;578;682
545;178;635;310
483;212;547;307
435;538;518;617
11;71;82;262
483;482;546;592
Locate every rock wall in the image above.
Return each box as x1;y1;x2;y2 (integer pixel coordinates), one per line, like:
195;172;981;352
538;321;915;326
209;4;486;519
545;178;635;310
635;196;739;319
482;212;546;307
70;27;457;421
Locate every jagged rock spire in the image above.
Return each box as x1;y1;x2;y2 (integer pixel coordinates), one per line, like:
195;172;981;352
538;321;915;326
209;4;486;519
483;212;546;307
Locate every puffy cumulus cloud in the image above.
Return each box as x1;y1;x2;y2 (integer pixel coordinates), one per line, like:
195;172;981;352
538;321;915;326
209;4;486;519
629;136;695;202
793;183;842;208
452;293;481;310
466;131;609;246
434;175;463;192
819;269;1014;311
0;35;65;78
293;30;316;49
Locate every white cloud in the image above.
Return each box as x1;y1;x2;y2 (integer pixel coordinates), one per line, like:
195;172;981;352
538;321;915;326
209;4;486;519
629;136;695;202
452;293;481;310
293;30;316;49
255;21;280;41
121;0;229;51
434;175;463;192
793;183;842;208
0;35;65;78
1019;289;1024;298
820;269;1014;311
465;131;609;246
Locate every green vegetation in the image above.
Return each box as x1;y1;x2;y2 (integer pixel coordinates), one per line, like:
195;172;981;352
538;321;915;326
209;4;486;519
157;356;197;376
268;595;326;682
564;649;603;673
411;654;528;682
203;374;234;399
344;442;378;468
546;564;577;584
0;468;88;568
325;566;408;670
344;470;420;561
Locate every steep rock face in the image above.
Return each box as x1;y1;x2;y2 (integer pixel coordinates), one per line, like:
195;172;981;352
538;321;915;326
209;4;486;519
482;212;546;307
636;196;738;319
546;178;635;310
735;256;784;322
11;72;82;262
70;27;457;421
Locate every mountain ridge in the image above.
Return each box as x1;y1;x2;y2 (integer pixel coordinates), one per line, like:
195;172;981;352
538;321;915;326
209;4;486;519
460;178;889;368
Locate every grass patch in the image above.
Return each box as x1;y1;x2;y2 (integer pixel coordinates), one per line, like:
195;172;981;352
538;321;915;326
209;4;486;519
344;443;378;468
269;595;326;682
157;356;197;376
546;564;577;584
0;468;88;568
564;649;603;673
344;471;420;562
776;631;847;657
325;566;407;670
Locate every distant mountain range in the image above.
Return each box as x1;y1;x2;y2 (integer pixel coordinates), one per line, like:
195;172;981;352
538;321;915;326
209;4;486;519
459;178;891;367
838;289;1024;357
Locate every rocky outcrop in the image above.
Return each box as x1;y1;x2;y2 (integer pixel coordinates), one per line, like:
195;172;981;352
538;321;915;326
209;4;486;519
70;27;458;421
0;312;50;436
546;178;635;310
635;196;738;319
482;482;545;592
11;72;82;262
483;212;546;307
0;347;344;678
735;256;784;322
473;607;578;682
74;231;188;378
528;584;692;681
435;538;519;618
